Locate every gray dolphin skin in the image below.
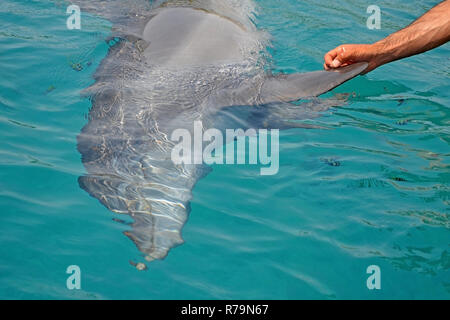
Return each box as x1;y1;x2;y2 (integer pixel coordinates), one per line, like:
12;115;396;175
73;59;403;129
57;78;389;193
75;0;368;262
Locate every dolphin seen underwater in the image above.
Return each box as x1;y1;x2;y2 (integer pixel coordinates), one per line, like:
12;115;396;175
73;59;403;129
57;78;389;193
74;0;368;262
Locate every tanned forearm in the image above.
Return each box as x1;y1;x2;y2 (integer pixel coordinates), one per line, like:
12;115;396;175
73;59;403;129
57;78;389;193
373;0;450;66
324;0;450;72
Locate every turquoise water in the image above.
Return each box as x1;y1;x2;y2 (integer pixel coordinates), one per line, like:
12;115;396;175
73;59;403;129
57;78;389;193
0;0;449;299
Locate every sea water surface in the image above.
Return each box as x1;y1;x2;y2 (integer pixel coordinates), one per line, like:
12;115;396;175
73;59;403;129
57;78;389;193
0;0;449;299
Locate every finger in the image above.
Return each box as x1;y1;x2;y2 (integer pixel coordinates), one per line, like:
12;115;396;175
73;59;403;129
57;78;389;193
325;45;351;68
324;47;340;66
339;46;358;63
324;53;335;66
331;46;356;68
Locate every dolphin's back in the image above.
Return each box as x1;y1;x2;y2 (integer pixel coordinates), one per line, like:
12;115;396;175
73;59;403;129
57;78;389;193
143;8;258;67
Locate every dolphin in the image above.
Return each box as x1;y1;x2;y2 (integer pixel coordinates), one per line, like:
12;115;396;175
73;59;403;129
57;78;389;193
74;0;368;262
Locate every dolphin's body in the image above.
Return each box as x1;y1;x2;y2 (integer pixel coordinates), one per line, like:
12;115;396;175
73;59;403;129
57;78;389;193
75;0;367;261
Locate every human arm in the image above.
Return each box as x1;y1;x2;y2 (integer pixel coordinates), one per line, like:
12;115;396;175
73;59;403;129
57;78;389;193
324;0;450;73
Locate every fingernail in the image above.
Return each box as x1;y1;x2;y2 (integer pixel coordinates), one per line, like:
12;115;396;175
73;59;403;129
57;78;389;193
331;59;341;68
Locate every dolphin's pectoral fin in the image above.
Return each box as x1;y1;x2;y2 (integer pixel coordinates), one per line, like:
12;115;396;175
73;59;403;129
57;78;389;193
258;62;368;104
211;63;368;109
211;63;367;131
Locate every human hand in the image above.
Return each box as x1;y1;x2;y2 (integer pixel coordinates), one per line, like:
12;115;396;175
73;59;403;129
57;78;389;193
323;44;383;73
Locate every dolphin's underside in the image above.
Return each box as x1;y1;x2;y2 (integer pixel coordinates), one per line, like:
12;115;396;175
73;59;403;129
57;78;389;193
74;0;368;262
